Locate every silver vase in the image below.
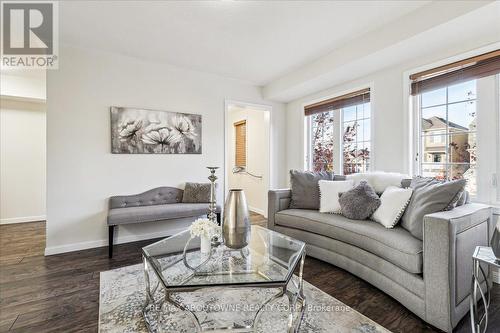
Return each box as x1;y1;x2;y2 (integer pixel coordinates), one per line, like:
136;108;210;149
223;189;250;249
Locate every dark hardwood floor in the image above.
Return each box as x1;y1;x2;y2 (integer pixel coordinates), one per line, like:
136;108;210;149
0;214;498;332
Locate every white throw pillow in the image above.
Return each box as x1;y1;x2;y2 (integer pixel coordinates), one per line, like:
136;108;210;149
319;180;354;214
347;172;409;193
371;186;413;228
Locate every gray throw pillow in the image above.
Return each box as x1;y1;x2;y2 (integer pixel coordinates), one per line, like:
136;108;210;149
289;170;335;210
182;182;212;203
401;178;412;188
401;177;466;240
339;181;381;220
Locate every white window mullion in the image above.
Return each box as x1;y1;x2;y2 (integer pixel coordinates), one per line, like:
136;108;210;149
445;86;450;181
333;109;342;175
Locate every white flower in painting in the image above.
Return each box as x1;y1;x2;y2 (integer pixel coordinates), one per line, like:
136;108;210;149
118;119;143;141
141;124;180;146
169;115;197;142
189;218;220;239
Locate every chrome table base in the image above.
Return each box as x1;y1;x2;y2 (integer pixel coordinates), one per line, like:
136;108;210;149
142;253;307;333
470;246;498;333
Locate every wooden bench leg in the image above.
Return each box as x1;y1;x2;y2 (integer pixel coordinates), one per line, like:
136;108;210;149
109;225;115;258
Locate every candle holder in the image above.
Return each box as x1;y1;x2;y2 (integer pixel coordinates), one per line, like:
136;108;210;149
207;167;219;224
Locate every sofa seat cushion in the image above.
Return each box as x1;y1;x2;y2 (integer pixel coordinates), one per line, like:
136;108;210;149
108;203;220;226
275;209;423;274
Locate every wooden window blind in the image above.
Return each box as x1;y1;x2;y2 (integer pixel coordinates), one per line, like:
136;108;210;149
410;50;500;95
304;88;370;116
234;120;246;167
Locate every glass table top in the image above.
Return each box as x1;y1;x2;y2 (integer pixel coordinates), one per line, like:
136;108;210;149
142;225;305;290
473;246;500;268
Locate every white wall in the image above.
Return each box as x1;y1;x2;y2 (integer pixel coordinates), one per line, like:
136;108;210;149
285;42;500;176
263;1;499;102
0;99;46;224
227;106;270;216
46;45;285;255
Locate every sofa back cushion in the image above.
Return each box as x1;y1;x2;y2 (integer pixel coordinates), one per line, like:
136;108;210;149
182;182;212;203
289;170;336;209
401;177;466;240
347;172;409;193
109;186;183;209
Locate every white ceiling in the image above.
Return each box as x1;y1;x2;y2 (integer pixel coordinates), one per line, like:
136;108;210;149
59;1;429;85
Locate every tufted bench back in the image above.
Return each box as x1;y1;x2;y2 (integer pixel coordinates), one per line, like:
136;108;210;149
109;187;183;209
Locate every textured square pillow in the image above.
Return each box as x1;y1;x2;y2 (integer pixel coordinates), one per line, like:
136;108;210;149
289;170;335;209
371;186;413;228
401;177;466;240
319;180;354;214
338;181;381;220
182;182;212;203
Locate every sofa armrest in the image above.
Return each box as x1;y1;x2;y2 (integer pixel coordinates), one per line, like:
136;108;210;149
422;203;492;332
267;189;291;229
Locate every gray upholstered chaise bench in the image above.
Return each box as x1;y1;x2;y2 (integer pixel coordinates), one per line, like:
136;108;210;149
107;186;220;258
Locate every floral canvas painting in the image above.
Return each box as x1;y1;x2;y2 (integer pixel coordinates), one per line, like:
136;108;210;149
110;107;202;154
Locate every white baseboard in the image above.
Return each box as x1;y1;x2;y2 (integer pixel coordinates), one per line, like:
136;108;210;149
248;206;265;217
45;239;107;256
44;227;186;256
493;268;500;284
0;215;46;224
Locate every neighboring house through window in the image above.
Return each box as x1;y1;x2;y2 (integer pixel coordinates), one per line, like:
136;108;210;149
411;50;500;202
305;88;371;175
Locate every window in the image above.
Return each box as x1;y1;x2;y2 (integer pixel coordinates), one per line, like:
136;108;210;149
433;154;442;163
305;88;371;175
309;111;335;172
418;80;477;187
411;50;500;201
342;102;371;175
234;120;246;167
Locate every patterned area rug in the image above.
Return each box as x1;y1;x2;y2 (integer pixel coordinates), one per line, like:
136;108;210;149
99;264;391;333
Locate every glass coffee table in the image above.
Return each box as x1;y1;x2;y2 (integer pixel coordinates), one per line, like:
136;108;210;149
142;225;306;332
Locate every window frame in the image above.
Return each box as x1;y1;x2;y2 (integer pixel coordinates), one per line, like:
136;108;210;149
304;87;374;175
340;101;372;175
416;81;478;183
411;73;500;204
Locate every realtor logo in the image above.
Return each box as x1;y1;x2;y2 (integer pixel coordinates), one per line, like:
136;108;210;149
1;1;58;68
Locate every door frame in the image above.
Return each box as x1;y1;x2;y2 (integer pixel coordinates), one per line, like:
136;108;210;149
224;99;272;217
